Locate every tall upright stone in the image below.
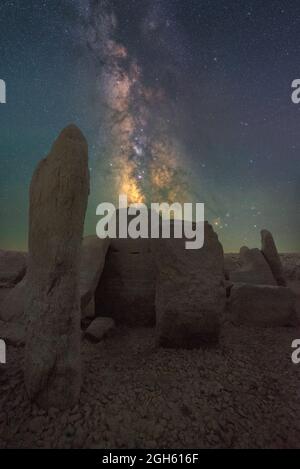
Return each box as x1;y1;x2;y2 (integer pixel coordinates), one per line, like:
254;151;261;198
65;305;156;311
154;221;225;348
261;229;286;286
24;125;90;409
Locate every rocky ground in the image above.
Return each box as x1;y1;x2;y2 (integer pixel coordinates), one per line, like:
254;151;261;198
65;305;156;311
1;318;300;449
1;252;299;449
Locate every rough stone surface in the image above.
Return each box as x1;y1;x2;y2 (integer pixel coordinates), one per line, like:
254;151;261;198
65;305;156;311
0;320;26;346
0;287;12;307
0;237;109;324
84;317;115;343
261;229;286;286
280;253;300;281
154;221;225;348
24;125;90;409
82;298;96;320
230;247;276;286
229;283;298;327
96;237;156;326
224;254;241;280
1;324;300;449
0;250;27;288
0;277;27;323
79;236;110;317
225;252;300;282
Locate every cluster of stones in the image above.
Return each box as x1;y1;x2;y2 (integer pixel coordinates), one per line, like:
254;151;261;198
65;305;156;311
0;125;298;410
225;232;298;327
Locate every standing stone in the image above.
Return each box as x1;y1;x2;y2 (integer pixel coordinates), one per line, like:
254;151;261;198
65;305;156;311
24;125;89;409
154;221;225;348
230;246;276;286
261;229;286;286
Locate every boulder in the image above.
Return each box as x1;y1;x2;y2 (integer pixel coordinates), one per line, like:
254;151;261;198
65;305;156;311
0;250;27;288
79;236;110;317
85;317;115;342
230;247;276;286
24;125;90;409
154;221;226;348
229;283;298;327
261;229;286;286
0;237;110;324
96;237;156;326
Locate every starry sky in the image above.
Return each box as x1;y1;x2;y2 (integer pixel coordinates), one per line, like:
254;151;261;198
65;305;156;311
0;0;299;252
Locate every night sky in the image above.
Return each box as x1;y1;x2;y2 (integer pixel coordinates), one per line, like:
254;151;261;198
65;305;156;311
0;0;299;252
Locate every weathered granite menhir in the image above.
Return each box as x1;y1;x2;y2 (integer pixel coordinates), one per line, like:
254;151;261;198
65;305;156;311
24;125;90;409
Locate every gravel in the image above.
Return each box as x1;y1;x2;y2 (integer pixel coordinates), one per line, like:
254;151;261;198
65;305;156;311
1;320;300;449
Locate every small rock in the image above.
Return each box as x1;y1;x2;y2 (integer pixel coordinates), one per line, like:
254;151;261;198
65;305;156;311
85;317;115;342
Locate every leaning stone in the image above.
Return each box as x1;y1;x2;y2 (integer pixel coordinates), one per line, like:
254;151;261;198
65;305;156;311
261;229;286;286
154;221;226;348
85;317;115;342
229;283;298;327
24;125;90;409
230;247;276;286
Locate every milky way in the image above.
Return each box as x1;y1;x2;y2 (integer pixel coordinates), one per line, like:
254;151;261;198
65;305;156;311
0;0;299;251
72;0;192;207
